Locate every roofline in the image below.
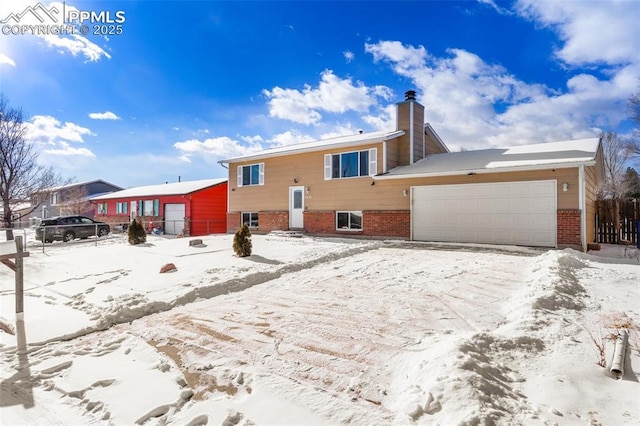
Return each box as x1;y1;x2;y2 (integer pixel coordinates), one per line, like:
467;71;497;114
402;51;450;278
39;179;124;193
218;131;405;164
424;123;450;153
373;159;597;180
90;180;227;200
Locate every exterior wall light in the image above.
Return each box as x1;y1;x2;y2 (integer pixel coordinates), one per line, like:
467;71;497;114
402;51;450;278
402;189;408;197
562;182;569;192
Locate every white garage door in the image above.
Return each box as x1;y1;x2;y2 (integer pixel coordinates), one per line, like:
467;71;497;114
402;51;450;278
164;203;186;235
412;180;557;247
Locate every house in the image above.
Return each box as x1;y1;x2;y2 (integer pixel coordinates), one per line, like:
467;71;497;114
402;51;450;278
90;179;228;236
29;179;123;224
1;202;32;229
219;90;604;250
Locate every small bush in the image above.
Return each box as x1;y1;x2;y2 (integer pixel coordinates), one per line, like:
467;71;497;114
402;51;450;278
128;218;147;245
233;223;252;257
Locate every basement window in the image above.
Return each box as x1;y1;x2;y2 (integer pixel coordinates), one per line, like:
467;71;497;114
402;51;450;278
242;212;259;228
336;211;362;231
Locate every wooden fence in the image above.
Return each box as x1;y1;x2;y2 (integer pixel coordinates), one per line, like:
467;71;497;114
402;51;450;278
595;199;639;244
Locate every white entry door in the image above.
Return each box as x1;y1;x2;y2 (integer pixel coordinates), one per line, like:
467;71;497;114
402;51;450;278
289;186;304;229
130;201;137;221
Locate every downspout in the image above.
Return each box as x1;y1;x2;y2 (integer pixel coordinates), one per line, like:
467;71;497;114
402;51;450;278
409;187;414;241
218;161;230;232
610;329;628;379
579;165;586;251
382;141;388;173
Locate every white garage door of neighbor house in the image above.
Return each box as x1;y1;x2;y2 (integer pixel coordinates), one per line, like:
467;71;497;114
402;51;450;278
164;203;186;235
412;180;557;247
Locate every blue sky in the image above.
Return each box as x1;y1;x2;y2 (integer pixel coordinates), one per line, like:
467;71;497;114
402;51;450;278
0;0;638;188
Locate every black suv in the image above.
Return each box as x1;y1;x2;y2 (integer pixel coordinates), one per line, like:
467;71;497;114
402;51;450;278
35;215;110;243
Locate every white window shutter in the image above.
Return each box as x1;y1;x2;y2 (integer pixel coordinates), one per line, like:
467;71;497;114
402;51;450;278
259;163;265;185
237;166;243;187
324;154;332;180
368;148;377;176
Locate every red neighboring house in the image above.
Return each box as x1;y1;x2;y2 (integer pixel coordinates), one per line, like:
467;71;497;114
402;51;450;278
91;179;228;236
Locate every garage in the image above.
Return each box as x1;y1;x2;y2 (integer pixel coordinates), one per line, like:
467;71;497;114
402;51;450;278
411;180;557;247
164;203;186;235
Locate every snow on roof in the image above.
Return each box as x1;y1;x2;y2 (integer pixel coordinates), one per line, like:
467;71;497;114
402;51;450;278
378;138;601;179
90;178;227;200
220;129;405;163
46;179;123;192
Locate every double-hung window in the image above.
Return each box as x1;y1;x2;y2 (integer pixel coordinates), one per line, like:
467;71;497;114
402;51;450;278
97;203;108;214
237;163;265;187
324;148;377;180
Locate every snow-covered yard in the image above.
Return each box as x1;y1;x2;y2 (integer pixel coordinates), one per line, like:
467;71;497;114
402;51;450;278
1;233;639;425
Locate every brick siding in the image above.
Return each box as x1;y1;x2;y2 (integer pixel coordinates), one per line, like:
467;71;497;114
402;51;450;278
557;209;582;248
227;211;289;233
363;210;410;237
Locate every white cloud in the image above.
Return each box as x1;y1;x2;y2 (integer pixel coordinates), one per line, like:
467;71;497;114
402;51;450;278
268;131;314;147
262;70;391;125
365;38;636;150
0;53;16;67
89;111;121;120
25;115;96;157
173;136;264;161
343;51;354;63
44;141;95;157
514;0;640;66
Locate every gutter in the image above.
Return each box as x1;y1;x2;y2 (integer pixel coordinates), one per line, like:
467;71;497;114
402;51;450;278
218;131;404;165
374;160;597;180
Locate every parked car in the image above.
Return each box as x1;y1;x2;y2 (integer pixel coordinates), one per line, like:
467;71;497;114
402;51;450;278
35;215;110;243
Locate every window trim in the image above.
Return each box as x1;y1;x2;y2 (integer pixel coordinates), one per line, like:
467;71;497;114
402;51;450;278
237;163;265;187
116;202;128;214
97;202;108;214
324;148;377;180
336;211;363;231
241;212;259;228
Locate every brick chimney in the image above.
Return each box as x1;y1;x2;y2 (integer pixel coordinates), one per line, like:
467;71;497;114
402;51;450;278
396;90;425;165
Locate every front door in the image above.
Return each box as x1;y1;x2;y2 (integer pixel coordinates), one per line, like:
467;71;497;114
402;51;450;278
289;186;304;229
130;201;137;221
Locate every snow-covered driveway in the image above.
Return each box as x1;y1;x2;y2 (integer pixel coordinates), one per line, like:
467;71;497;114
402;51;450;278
1;234;638;425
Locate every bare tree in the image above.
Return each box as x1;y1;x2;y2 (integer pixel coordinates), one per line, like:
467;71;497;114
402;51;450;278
0;96;65;240
58;185;92;216
599;131;633;199
626;86;640;157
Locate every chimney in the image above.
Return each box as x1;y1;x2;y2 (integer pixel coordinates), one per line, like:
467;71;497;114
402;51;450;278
396;90;425;166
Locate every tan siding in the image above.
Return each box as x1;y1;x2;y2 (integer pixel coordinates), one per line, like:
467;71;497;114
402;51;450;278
230;152;580;213
386;140;399;170
229;143;385;212
584;165;597;243
425;134;446;155
412;106;425;162
397;103;410;166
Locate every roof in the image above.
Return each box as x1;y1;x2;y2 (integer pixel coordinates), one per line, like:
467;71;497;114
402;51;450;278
43;179;123;192
90;179;227;200
376;138;601;179
219;129;405;164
